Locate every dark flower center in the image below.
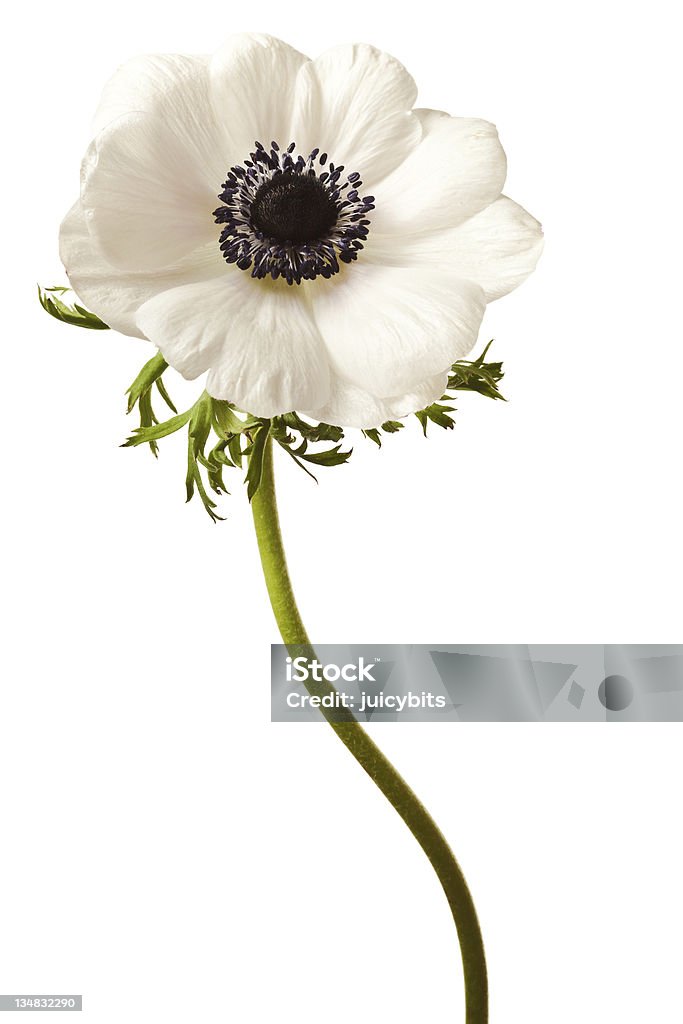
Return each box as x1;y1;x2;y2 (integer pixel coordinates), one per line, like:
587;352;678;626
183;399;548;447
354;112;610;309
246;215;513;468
213;141;375;285
250;172;339;244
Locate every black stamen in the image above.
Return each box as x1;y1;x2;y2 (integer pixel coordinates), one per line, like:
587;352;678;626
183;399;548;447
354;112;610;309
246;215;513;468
250;173;339;245
213;141;375;285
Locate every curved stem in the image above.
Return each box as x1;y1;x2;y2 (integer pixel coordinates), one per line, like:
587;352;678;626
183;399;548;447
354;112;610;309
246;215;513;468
251;435;488;1023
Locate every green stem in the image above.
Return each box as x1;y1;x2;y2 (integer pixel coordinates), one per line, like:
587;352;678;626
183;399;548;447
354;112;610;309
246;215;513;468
251;434;488;1023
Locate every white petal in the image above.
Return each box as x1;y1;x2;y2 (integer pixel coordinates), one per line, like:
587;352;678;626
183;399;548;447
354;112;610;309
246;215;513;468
289;43;421;187
367;196;544;302
93;53;210;137
136;276;330;416
81;110;223;272
369;109;507;237
209;34;309;164
303;372;448;429
92;52;230;190
310;262;485;398
59;200;226;337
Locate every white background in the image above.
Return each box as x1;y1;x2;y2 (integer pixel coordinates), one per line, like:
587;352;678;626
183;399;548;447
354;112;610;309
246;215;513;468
2;1;682;1022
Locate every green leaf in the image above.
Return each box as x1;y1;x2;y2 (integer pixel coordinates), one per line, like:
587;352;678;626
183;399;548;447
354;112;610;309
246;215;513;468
204;438;234;495
187;463;225;523
412;342;505;435
155;376;178;414
272;416;352;479
121;357;263;518
189;394;214;457
244;423;270;502
415;402;457;436
227;432;244;469
362;428;382;447
185;394;213;496
137;389;160;456
38;285;110;330
212;399;259;437
126;352;169;413
281;412;344;443
296;445;352;467
449;340;505;401
121;407;193;447
362;419;405;446
184;395;228;520
275;442;320;482
123;352;178;455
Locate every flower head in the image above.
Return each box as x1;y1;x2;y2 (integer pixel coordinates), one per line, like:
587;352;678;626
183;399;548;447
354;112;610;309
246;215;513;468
60;34;542;428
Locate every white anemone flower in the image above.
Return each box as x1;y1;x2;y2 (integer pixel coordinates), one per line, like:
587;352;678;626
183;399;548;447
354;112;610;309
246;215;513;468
60;33;543;428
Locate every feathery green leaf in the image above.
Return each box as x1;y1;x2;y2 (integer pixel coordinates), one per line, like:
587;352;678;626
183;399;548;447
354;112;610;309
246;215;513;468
38;285;110;330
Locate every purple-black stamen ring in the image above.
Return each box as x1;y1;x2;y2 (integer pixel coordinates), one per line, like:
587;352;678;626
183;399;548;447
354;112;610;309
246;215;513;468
213;141;375;285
